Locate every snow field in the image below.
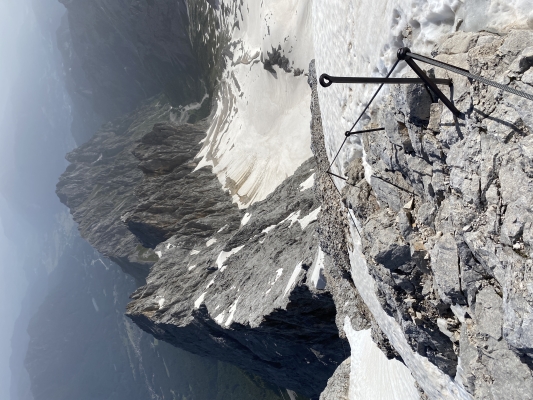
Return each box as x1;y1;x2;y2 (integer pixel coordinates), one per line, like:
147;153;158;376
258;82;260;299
195;0;315;207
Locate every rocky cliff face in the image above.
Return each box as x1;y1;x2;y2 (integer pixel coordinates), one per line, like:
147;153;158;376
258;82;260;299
55;92;344;398
124;120;239;249
56;97;172;283
126;157;345;398
317;29;533;399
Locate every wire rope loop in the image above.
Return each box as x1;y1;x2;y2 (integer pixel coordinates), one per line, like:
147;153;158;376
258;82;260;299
319;74;333;87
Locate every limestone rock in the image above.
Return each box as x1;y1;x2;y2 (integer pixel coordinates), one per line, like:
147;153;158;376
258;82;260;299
431;233;464;305
319;358;350;400
321;30;533;398
126;159;347;398
56;98;175;283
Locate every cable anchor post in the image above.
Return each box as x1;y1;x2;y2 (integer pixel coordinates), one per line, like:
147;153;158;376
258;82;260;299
397;47;463;118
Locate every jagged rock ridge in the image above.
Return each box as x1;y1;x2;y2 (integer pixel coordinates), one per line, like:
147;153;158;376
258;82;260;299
126;157;346;398
55;89;345;398
125;121;240;249
56;97;176;283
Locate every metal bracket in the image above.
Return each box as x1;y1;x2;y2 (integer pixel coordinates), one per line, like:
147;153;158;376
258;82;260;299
319;47;463;117
344;127;384;137
396;47;461;117
319;75;452;87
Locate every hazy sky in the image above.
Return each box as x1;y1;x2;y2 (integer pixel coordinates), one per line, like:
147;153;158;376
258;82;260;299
0;1;50;398
0;0;28;397
0;0;25;125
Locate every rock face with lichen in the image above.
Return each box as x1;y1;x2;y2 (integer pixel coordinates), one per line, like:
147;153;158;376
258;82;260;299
318;29;533;399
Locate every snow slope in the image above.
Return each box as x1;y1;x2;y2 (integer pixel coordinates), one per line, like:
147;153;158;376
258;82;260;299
313;0;533;181
344;318;419;400
195;0;314;207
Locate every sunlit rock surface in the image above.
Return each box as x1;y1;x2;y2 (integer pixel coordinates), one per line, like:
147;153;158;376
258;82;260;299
317;29;533;399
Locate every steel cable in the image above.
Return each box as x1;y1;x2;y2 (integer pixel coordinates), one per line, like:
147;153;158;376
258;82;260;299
407;51;533;102
328;59;400;171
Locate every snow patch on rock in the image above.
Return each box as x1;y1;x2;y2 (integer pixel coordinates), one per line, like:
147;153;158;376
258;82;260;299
299;173;315;191
298;207;321;230
225;296;241;326
272;268;283;285
157;297;166;309
194;292;207;309
241;213;252;226
284;262;303;296
311;248;326;290
262;225;277;234
216;245;245;269
344;317;419;400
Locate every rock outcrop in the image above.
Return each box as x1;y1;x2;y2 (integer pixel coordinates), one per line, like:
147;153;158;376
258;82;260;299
56;97;173;283
325;30;533;399
124;121;240;249
55;86;345;399
126;157;346;398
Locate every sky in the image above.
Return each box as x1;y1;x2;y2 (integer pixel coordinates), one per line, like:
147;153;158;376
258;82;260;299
0;1;31;398
0;0;68;398
0;0;24;152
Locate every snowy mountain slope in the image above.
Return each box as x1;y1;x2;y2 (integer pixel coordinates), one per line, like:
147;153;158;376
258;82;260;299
51;0;533;399
192;0;315;207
